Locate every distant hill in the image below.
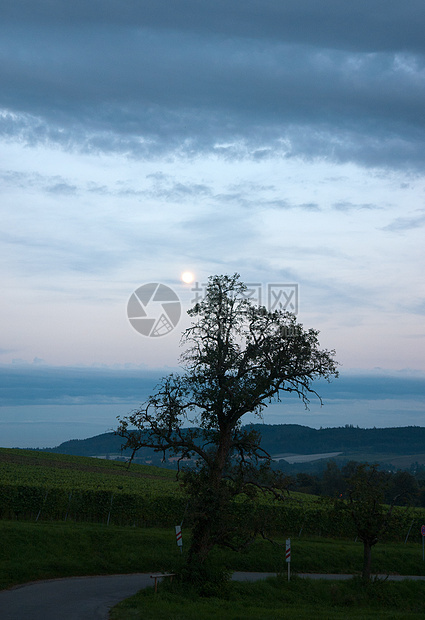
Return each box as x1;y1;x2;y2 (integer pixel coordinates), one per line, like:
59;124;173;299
42;424;425;469
247;423;425;456
45;433;129;457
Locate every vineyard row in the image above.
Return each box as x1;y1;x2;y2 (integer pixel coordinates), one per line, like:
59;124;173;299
1;484;424;543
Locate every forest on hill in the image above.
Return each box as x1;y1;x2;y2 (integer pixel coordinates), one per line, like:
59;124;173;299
248;423;425;456
41;423;425;473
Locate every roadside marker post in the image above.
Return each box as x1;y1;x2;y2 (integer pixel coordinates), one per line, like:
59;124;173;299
421;525;425;561
175;525;183;553
286;538;291;581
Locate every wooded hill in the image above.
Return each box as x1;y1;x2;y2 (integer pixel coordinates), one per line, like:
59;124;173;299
41;424;425;467
248;424;425;456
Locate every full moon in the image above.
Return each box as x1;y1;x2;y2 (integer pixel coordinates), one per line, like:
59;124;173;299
181;271;195;284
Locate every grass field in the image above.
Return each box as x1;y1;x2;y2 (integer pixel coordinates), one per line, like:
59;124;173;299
0;447;178;494
2;447;424;542
1;448;425;618
1;520;424;591
110;577;425;619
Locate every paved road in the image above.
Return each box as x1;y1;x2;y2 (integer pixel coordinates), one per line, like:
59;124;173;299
1;572;425;620
232;572;425;582
0;573;151;620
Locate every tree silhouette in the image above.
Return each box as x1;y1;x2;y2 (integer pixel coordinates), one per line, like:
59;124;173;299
117;274;338;582
347;463;398;581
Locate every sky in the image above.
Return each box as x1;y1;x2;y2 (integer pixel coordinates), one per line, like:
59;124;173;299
1;1;424;447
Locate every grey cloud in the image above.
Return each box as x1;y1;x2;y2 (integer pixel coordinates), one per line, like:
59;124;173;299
0;365;163;406
0;229;128;276
298;203;321;211
258;199;321;211
333;201;378;211
2;364;423;407
0;4;425;169
2;1;425;54
0;169;40;189
86;183;111;195
210;193;320;211
316;373;425;401
45;182;77;195
406;299;425;315
382;210;425;231
87;177;213;201
228;182;276;193
144;178;212;202
0;169;78;195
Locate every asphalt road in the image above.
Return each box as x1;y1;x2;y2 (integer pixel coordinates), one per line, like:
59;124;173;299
1;572;425;620
0;573;151;620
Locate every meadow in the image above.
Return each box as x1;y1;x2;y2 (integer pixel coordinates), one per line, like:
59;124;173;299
1;520;425;618
2;448;424;540
1;448;425;617
0;447;182;526
111;577;425;620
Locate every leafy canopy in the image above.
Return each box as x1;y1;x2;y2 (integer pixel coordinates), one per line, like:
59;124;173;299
117;274;338;574
118;274;338;470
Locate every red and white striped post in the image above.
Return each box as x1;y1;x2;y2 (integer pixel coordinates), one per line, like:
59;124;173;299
286;538;291;581
175;525;183;553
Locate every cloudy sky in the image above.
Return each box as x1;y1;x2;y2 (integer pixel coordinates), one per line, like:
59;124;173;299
1;1;424;447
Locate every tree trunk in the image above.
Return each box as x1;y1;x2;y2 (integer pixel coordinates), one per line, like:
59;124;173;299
185;430;232;578
187;513;215;567
362;541;372;581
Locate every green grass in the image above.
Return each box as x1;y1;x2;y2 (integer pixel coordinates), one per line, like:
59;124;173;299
0;448;326;529
1;520;425;591
0;521;177;589
110;576;425;619
1;448;424;618
0;447;318;503
0;448;179;494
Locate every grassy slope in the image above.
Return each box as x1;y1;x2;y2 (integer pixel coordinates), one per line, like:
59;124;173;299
111;577;425;620
2;448;425;617
0;446;317;508
0;448;178;494
326;450;425;469
1;448;425;598
1;520;424;591
0;521;177;589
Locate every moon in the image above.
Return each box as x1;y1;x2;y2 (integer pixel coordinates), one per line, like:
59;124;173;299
181;271;195;284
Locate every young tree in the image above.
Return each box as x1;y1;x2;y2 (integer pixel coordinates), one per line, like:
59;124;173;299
117;274;338;579
346;464;396;581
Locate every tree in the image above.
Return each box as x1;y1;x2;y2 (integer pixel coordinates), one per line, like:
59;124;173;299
386;470;418;506
346;463;397;581
117;274;338;581
321;460;345;497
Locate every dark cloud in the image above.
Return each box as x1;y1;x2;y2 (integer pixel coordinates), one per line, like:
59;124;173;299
1;364;423;407
0;2;425;169
316;372;425;401
2;1;424;54
0;365;163;406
